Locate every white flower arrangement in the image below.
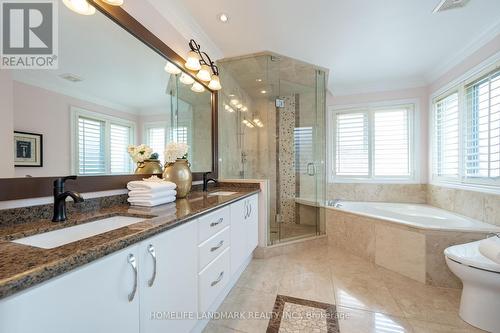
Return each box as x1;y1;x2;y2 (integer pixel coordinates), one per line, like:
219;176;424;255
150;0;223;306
127;144;154;163
164;142;189;164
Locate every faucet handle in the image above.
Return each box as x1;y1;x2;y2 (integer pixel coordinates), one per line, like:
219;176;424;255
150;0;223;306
54;175;78;188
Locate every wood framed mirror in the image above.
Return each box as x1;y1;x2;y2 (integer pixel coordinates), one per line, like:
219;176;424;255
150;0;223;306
0;0;218;201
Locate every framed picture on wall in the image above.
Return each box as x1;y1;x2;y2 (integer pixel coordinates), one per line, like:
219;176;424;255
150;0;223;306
14;131;43;167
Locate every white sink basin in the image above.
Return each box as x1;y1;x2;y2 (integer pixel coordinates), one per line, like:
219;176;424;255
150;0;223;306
13;216;146;249
208;191;238;196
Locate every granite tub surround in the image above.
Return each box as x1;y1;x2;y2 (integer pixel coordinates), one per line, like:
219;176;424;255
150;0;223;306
428;184;500;227
0;186;260;299
325;209;489;288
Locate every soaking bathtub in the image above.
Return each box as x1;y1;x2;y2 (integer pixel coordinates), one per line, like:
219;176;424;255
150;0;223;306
324;201;500;287
327;201;500;233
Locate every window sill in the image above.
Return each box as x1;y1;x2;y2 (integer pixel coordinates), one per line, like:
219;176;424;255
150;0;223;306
430;180;500;195
330;178;420;184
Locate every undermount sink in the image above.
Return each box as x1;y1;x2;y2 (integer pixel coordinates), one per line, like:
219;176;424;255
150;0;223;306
13;216;147;249
208;191;238;196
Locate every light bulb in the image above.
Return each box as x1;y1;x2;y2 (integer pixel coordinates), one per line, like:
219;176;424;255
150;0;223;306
164;61;181;75
208;74;222;90
62;0;96;15
230;99;239;106
196;65;212;82
179;73;195;85
185;51;201;71
241;106;248;112
102;0;123;5
191;82;205;93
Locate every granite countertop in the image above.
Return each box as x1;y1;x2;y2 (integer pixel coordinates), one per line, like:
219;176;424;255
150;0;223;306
0;185;260;300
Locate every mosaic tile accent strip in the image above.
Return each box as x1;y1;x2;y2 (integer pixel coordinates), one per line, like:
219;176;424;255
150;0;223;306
267;295;340;333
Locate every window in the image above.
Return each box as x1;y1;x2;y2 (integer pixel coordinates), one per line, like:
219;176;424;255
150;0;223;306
294;127;314;174
331;104;415;182
170;126;188;144
144;123;191;165
432;66;500;188
146;127;166;165
72;108;135;175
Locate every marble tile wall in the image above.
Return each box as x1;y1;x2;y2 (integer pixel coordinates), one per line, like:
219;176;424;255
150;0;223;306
327;183;427;203
427;184;500;226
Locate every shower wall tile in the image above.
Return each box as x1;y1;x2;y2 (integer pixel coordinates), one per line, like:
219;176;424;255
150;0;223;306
327;183;427;203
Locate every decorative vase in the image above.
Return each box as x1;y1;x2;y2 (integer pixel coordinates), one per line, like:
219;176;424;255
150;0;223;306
163;159;192;198
135;159;163;175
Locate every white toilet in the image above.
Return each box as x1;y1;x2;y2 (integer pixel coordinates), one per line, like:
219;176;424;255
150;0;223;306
445;240;500;333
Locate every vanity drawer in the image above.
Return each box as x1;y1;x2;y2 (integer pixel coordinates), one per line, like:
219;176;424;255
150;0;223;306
198;226;230;271
198;247;230;313
198;206;230;243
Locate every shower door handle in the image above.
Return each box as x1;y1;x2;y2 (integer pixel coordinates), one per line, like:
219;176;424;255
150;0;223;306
307;163;316;176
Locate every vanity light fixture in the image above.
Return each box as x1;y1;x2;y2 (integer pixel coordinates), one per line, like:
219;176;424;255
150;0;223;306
253;118;264;128
191;82;205;93
62;0;96;15
179;73;195;85
164;61;182;75
224;104;235;113
102;0;124;5
185;39;222;90
242;119;255;128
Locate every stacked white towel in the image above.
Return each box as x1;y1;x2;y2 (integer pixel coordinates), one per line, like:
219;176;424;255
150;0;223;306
127;180;177;207
479;235;500;265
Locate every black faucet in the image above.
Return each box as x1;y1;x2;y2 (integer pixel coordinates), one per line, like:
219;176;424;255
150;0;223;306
202;172;217;192
52;176;84;222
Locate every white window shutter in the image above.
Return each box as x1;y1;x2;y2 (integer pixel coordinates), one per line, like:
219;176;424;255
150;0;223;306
335;112;369;176
434;93;460;178
110;123;132;174
78;117;106;175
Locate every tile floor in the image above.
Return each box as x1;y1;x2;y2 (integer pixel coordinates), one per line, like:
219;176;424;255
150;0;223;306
204;244;486;333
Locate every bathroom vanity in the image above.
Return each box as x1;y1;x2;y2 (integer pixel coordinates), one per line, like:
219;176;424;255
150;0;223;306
0;189;259;333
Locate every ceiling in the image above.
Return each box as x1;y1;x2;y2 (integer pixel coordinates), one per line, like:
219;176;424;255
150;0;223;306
159;0;500;95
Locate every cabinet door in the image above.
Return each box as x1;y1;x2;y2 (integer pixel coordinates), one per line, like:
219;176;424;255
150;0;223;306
246;194;259;254
230;198;247;276
139;221;198;333
0;245;140;333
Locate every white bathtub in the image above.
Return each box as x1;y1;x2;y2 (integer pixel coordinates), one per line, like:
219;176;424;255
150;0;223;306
327;201;500;233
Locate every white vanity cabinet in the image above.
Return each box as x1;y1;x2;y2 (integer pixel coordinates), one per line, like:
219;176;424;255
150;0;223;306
0;193;260;333
230;194;259;275
138;221;198;333
0;245;141;333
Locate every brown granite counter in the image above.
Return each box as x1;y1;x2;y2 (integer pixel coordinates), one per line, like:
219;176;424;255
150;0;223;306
0;186;260;299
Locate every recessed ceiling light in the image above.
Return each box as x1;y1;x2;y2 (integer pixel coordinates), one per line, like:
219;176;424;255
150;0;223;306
218;13;229;23
260;90;267;94
256;78;262;82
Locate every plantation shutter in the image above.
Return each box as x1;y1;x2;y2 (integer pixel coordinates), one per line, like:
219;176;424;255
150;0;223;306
335;112;369;176
110;123;132;174
464;69;500;180
294;127;313;174
78;117;106;175
147;127;166;164
374;108;410;176
434;93;460;178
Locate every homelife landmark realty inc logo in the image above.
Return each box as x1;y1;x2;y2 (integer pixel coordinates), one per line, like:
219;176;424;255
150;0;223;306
0;0;58;69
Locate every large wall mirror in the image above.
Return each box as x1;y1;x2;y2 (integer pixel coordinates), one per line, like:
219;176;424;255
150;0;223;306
1;1;214;180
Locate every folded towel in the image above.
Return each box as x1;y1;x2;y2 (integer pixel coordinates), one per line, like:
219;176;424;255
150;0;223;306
127;196;176;207
128;189;177;199
479;235;500;264
127;180;176;192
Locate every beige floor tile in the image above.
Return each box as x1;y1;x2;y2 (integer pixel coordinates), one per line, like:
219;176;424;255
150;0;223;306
381;269;469;328
202;321;247;333
278;270;336;304
236;256;286;294
408;319;487;333
337;306;414;333
213;287;276;333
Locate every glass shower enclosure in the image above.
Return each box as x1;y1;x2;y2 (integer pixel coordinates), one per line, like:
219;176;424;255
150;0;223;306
218;53;327;245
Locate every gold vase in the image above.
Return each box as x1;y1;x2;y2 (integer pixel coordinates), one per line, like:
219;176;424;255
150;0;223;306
135;159;163;175
162;159;192;198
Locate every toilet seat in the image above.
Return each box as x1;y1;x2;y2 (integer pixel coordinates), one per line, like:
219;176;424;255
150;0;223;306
445;240;500;273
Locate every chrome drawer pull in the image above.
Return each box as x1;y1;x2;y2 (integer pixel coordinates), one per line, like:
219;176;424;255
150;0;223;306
211;271;224;287
210;240;224;252
210;217;223;227
127;254;138;302
147;244;157;287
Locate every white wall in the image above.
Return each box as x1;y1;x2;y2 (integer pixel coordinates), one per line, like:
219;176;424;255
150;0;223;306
13;81;140;178
0;70;14;178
